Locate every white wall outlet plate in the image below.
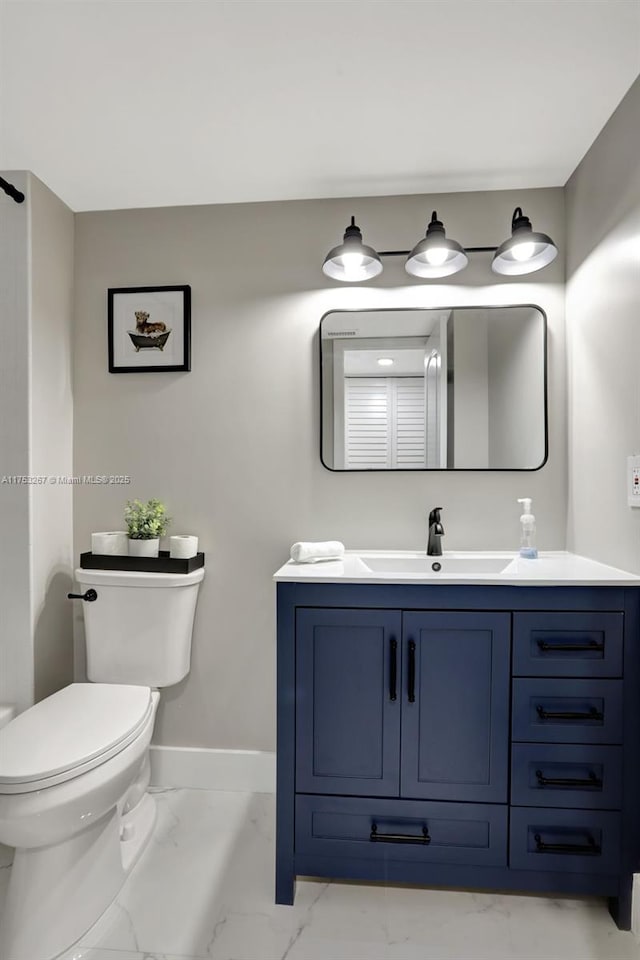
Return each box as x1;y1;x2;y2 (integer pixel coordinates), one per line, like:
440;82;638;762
628;455;640;508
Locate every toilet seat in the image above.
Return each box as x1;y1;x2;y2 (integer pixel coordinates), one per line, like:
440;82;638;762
0;683;153;794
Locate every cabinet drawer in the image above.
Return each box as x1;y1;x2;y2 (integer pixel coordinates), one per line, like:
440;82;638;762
511;743;623;809
512;678;623;744
509;807;620;874
295;794;507;867
513;612;623;678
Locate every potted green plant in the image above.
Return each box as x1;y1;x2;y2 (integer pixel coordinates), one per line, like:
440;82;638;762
124;498;171;558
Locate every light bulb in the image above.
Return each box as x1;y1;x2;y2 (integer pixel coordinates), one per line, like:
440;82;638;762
341;251;365;279
511;241;536;262
425;246;449;267
377;358;394;366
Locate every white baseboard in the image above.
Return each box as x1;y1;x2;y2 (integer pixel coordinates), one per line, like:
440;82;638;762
632;873;640;939
149;745;276;794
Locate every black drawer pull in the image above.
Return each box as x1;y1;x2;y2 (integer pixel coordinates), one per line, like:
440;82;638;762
536;705;603;722
407;639;416;703
370;822;430;845
534;832;600;855
389;637;398;702
537;639;604;653
535;769;602;789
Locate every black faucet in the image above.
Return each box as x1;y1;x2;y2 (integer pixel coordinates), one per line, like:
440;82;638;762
427;507;444;556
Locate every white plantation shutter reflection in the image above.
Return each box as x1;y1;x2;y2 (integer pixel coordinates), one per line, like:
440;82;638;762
344;377;426;469
394;379;427;467
344;378;391;468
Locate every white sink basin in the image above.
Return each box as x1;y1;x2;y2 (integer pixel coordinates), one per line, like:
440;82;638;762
361;555;512;575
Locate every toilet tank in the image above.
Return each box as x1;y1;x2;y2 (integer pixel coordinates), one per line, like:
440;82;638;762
75;567;205;687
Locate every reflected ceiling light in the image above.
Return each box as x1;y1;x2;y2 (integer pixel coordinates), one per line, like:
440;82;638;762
405;211;469;279
377;357;394;366
491;207;558;276
322;216;383;282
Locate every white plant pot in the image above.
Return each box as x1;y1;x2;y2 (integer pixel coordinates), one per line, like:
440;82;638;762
128;538;160;558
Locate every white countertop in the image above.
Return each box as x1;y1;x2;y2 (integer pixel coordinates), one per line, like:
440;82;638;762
273;550;640;587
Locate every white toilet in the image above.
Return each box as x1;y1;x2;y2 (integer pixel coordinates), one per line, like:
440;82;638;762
0;565;204;960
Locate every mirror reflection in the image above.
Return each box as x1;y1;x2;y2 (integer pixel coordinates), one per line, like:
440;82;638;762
320;306;547;471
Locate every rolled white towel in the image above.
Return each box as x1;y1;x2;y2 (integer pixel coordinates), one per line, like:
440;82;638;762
290;541;345;564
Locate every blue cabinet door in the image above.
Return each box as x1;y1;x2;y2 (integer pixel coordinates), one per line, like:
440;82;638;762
295;608;402;796
401;612;511;802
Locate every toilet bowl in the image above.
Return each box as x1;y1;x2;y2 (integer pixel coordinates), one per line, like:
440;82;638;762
0;684;159;960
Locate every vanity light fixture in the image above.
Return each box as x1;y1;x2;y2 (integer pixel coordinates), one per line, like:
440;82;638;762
491;207;558;275
322;216;383;282
322;207;557;282
405;211;469;279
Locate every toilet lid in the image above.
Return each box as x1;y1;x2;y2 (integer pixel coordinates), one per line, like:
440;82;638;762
0;683;152;786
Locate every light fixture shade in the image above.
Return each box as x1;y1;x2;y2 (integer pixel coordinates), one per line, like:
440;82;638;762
405;211;468;279
322;216;383;282
492;207;558;276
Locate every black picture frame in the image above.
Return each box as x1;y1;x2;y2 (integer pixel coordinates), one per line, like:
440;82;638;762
107;285;191;373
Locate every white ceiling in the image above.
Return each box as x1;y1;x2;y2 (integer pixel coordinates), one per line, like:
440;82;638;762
1;0;638;212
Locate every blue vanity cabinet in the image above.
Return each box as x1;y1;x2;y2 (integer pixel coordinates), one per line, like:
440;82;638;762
276;581;640;930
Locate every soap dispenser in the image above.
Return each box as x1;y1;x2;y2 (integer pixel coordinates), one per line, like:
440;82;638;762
517;498;538;559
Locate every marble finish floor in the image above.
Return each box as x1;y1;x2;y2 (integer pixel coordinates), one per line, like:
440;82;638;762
0;788;639;960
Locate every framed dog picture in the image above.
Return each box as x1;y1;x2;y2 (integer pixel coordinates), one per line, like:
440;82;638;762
107;285;191;373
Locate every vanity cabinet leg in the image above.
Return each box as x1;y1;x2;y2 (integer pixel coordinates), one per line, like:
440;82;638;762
275;861;295;905
609;880;632;930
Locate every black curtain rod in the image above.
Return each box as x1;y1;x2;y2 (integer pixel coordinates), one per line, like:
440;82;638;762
0;176;25;204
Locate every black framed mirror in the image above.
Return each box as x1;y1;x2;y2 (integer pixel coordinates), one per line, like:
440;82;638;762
320;305;548;471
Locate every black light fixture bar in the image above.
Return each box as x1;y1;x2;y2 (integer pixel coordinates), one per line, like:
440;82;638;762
0;176;25;204
377;245;498;257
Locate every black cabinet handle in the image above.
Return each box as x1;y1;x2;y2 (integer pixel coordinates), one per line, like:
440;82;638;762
536;705;603;722
389;637;398;702
534;833;600;855
67;589;98;602
370;822;430;845
537;639;604;652
407;639;416;703
535;769;602;789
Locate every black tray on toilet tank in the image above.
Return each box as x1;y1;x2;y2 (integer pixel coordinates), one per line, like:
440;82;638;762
80;551;205;574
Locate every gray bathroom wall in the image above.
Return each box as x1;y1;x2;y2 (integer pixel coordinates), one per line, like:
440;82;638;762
488;307;546;469
0;172;75;713
452;310;490;467
0;171;32;712
29;174;75;702
566;77;640;574
73;186;566;751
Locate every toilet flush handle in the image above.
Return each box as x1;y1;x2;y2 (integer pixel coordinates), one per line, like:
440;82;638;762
67;589;98;602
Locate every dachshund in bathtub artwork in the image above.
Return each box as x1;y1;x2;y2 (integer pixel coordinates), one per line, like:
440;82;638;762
127;310;172;352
